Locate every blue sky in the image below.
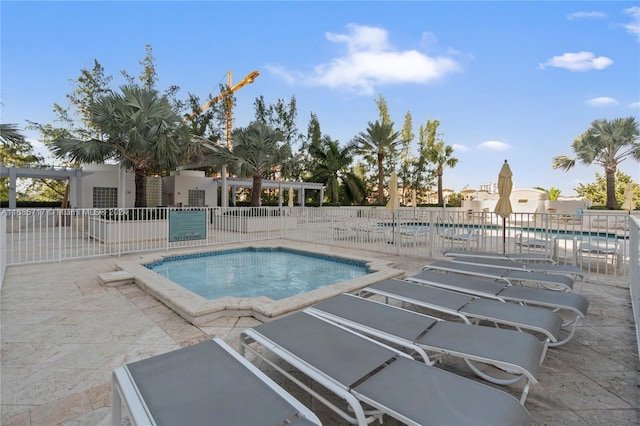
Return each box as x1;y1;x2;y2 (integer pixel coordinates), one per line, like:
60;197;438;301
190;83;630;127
2;1;639;196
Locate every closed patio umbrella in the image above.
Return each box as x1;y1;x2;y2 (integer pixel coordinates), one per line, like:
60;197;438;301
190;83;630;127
386;172;399;244
622;182;635;213
494;160;513;253
288;187;294;209
386;172;399;212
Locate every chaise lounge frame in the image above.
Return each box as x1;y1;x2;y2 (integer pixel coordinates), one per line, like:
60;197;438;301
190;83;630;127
111;338;321;426
240;311;531;426
306;293;546;403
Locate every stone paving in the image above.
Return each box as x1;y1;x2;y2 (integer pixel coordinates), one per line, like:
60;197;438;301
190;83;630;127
1;240;638;425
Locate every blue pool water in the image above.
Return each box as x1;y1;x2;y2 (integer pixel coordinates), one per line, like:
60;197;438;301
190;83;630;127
145;247;371;300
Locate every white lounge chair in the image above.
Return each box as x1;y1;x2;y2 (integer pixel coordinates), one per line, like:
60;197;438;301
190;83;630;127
307;294;546;403
439;228;479;250
515;234;557;258
443;249;555;264
240;311;531;425
444;255;586;282
360;278;563;346
399;225;430;247
407;270;589;346
423;260;575;292
577;238;620;269
112;338;321;425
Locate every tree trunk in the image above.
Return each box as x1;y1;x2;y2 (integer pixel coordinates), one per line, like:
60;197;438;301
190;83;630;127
134;166;147;208
251;175;262;207
605;167;616;209
437;171;444;205
377;154;384;204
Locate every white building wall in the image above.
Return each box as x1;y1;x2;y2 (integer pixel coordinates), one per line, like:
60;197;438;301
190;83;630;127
69;164;135;208
162;170;217;207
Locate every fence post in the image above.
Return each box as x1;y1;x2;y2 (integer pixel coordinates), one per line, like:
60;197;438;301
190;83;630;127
0;213;6;289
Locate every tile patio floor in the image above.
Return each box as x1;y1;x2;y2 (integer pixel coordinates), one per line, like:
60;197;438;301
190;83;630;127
1;241;638;425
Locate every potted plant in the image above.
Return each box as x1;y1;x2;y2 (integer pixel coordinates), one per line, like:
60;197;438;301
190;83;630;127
536;187;561;212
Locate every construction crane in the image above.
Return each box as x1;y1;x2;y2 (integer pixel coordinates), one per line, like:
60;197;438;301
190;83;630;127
185;69;260;148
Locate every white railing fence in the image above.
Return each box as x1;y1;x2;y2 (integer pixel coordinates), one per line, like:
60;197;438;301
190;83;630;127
1;207;634;280
628;216;640;359
0;213;6;290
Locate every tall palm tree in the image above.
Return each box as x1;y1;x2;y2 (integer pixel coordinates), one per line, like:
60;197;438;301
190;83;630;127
307;136;365;204
50;85;193;207
207;121;290;207
425;139;458;205
351;120;402;204
552;117;640;209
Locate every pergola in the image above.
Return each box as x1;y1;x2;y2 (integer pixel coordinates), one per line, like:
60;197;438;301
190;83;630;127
0;164;92;209
217;177;325;207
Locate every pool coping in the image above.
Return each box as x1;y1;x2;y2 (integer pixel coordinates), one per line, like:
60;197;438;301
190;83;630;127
114;241;405;324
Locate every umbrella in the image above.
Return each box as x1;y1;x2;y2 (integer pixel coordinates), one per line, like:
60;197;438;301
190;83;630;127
411;188;417;216
386;172;399;212
288;187;294;209
622;182;635;213
386;172;399;244
494;160;513;253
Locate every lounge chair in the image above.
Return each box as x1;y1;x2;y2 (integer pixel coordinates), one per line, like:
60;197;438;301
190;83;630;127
112;338;321;426
423;260;575;292
333;223;388;242
439;229;479;250
407;270;588;346
306;294;545;403
399;225;430;247
515;234;557;257
577;238;620;268
442;249;555;264
240;311;531;425
359;279;563;346
444;255;586;282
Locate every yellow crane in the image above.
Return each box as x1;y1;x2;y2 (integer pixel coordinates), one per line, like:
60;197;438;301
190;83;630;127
185;69;260;148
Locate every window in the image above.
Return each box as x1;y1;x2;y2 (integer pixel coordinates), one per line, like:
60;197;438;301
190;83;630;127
93;187;118;208
188;189;205;207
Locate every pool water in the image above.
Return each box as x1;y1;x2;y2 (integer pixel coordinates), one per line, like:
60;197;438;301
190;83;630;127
146;248;371;300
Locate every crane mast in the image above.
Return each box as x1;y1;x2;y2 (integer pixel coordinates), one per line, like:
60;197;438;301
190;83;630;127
185;69;260;148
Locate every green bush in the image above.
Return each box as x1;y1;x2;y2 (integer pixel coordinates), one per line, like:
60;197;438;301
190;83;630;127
0;201;62;208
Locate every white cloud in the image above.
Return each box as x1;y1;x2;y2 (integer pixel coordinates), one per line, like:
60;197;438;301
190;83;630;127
567;11;606;20
630;101;640;109
452;144;468;152
538;51;613;71
585;97;619;106
419;32;439;49
264;65;299;85
275;24;461;95
623;6;640;41
478;141;511;151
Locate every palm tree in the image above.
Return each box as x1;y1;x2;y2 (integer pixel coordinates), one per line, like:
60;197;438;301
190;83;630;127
424;139;458;205
1;123;26;146
207;121;290;207
50;85;193;207
351;121;402;204
552;117;640;209
307;136;365;204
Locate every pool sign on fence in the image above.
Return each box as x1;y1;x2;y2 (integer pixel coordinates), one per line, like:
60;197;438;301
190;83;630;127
168;210;207;242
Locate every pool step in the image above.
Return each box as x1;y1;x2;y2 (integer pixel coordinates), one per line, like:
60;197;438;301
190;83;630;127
98;271;135;287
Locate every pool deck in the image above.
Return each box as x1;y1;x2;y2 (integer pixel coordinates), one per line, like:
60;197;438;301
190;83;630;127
1;240;638;425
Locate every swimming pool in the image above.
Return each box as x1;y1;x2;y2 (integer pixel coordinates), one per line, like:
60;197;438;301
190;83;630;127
116;241;403;324
145;247;371;300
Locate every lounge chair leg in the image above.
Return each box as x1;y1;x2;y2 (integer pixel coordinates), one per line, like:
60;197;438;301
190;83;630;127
111;379;121;426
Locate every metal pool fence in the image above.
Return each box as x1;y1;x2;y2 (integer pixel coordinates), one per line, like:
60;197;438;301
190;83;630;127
0;206;636;280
